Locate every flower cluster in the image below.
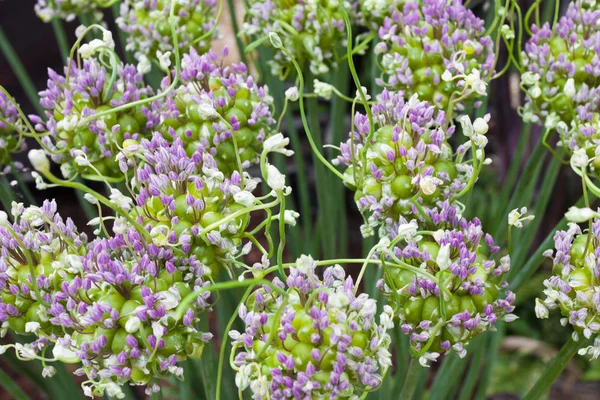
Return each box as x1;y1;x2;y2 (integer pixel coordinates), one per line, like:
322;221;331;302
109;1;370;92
34;0;100;22
374;0;494;110
230;255;393;399
0;91;24;165
122;132;258;278
155;48;275;175
0;200;213;397
521;1;600;154
117;0;217;70
35;57;158;179
242;0;351;77
535;219;600;360
334;90;484;237
377;202;516;362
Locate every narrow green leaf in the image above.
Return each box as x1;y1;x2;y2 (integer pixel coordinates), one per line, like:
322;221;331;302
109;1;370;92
0;367;31;400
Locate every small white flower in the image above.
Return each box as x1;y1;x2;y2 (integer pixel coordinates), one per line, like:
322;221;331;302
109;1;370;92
508;207;534;228
355;86;371;101
125;317;141;333
282;210;299;226
436;244;451;271
75;25;86;38
458;115;474;138
501;24;515;40
296;254;316;275
109;188;133;211
535;298;549;319
465;69;487;95
263;133;294;156
0;211;8;226
473;115;490;135
83;193;99;205
152;321;165;341
441;70;453;82
520;72;540;86
266;163;286;191
328;292;350;308
374;42;387;55
25;322;40;333
314;79;333;100
395;221;418;241
198;101;218;119
503;314;519;322
42;366;56;378
233;191;255;207
563;78;576;98
419;176;437;195
571;148;589;168
137;55;152;75
236;364;252;390
529;86;542;99
28;149;50;173
102;30;115;50
285;86;299;102
156;50;172;71
268;32;283;49
565;206;599;223
52;342;79;363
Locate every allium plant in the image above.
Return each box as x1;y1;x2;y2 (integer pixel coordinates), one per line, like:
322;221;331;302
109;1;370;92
373;0;495;111
154;48;276;175
0;91;25;165
34;0;102;22
521;1;600;160
117;0;218;70
334;89;489;237
34;54;158;179
376;202;516;363
242;0;353;77
230;255;393;398
535;216;600;360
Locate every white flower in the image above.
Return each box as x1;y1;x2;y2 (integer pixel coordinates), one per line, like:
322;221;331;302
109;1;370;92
25;322;40;333
571;148;589;168
374;42;387;54
198;101;217;119
520;72;540;86
52;342;79;363
501;24;515;40
296;254;316;275
544;112;561;129
236;364;252;390
42;366;56;378
535;298;549;319
508;207;534;228
137;55;152;75
419;176;437;195
355;86;371;101
529;86;542;99
473;114;490;135
28;149;50;173
436;244;451;271
565;206;599;223
263;133;294;156
314;79;333;100
328;292;350;308
75;25;86;38
266;163;286;191
283;210;299;226
152;321;165;340
102;30;115;50
109;188;133;211
101;382;125;399
395;221;418;241
233;191;255;207
83;193;99;205
441;70;453;82
285;86;299;102
563;78;576;98
125;317;141;333
503;314;519;322
419;352;440;367
157;50;172;71
465;69;487;95
0;211;8;226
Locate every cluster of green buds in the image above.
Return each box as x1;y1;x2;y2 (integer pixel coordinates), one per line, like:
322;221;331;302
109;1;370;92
230;255;393;398
376;203;516;363
34;39;159;180
521;1;600;159
242;0;355;78
116;0;217;70
373;0;495;111
0;91;25;165
156;48;276;175
334;90;489;237
34;0;103;22
536;209;600;360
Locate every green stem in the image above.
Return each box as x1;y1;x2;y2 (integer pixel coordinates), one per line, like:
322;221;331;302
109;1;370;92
398;359;424;399
51;19;70;61
0;26;44;115
523;337;591;400
110;3;135;65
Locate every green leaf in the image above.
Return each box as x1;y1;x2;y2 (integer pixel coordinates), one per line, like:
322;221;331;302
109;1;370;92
0;367;30;400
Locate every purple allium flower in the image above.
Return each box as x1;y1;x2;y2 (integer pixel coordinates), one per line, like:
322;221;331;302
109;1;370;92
0;91;25;164
377;202;515;360
242;0;358;77
35;56;157;178
373;0;494;110
230;255;394;398
536;218;600;360
153;48;275;174
35;0;100;22
334;89;472;237
123;131;259;277
117;0;217;68
521;1;600;154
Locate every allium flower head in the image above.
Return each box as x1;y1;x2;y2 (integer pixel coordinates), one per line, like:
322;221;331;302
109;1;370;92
117;0;217;68
36;57;158;178
230;257;394;398
155;48;275;174
536;218;600;359
124;132;259;277
242;0;355;77
521;1;600;156
334;90;476;237
375;0;494;110
35;0;100;22
0;91;25;164
0;200;88;337
377;202;515;360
